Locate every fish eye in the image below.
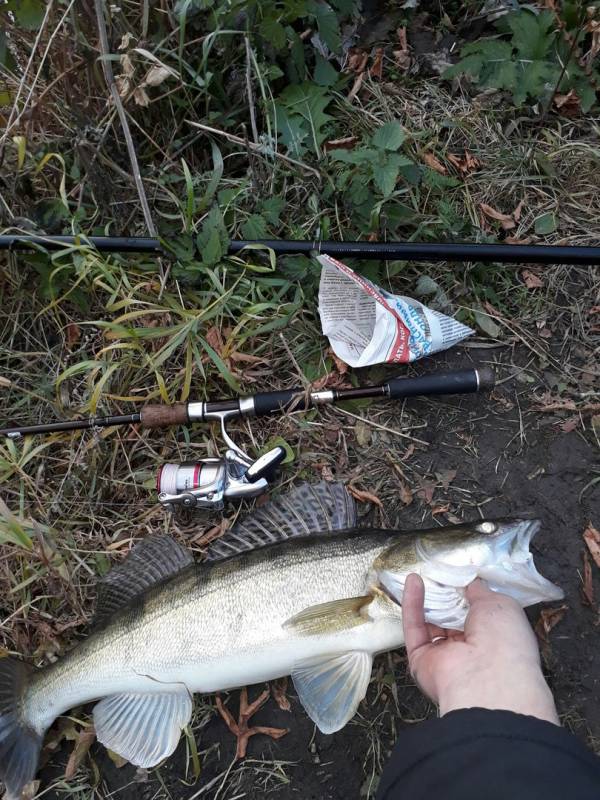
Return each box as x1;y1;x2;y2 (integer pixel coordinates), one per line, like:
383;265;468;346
476;521;497;534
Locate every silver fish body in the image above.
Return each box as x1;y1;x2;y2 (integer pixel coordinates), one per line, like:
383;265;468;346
0;483;563;799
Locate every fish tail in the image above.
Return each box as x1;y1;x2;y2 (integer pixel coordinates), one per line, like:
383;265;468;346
0;657;44;800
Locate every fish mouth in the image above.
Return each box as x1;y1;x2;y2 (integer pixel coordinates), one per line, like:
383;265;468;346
480;518;565;606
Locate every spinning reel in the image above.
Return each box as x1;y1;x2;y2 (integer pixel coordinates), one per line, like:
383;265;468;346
156;409;286;511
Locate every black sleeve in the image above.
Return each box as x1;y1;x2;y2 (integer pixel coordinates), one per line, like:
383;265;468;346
377;708;600;800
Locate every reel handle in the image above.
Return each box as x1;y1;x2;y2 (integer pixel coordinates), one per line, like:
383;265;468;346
245;446;287;483
386;367;495;399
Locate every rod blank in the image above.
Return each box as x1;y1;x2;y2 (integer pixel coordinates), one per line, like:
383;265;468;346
1;234;600;264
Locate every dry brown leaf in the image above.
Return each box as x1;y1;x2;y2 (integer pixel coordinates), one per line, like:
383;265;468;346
120;52;135;79
347;48;368;73
65;727;96;780
205;325;225;356
417;483;435;505
192;518;229;548
479;203;516;231
272;677;291;712
521;269;544;289
118;32;134;50
422;151;447;175
554;89;581;117
370;47;384;80
583;524;600;569
115;75;130;98
436;469;457;489
323;135;358;151
133;86;150;107
348;485;383;507
559;416;579;433
329;348;349;375
513;199;525;222
447;150;481;176
347;71;364;102
65;322;81;348
393;27;411;72
399;480;413;506
535;605;568;642
142;65;173;88
431;504;450;515
505;235;533;245
582;550;594;607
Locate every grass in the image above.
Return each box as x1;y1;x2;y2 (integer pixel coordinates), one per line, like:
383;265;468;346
1;1;600;797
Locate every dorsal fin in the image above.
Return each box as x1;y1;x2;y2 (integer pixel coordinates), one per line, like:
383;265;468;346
94;535;193;626
205;482;357;561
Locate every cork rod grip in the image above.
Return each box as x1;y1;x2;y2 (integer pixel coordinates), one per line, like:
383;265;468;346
140;403;189;429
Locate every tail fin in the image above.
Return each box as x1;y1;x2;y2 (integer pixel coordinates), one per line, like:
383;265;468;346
0;657;43;800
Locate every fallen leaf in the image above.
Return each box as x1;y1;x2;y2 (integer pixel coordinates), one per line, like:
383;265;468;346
582;550;594;607
115;75;130;98
401;444;415;460
347;71;364;102
431;503;450;515
521;269;543;289
554;89;581;117
348;486;383;507
583;524;600;569
422;151;447;175
323;135;358;151
142;65;174;88
370;47;384;80
65;726;96;779
118;32;134;50
192;518;229;548
205;325;225;356
505;235;533;245
65;322;81;348
417;482;435;505
479;203;516;231
329;348;349;375
436;468;457;489
355;420;372;447
559;416;578;433
133;86;150;107
447;150;481;176
120;52;135;79
393;27;411;72
535;605;568;643
346;48;368;73
272;677;291;712
399;480;413;506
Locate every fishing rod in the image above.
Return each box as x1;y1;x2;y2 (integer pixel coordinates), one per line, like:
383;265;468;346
2;366;494;511
1;234;600;264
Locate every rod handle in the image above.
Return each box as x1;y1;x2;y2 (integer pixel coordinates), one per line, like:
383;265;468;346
251;388;307;416
386;367;495;399
140;403;189;428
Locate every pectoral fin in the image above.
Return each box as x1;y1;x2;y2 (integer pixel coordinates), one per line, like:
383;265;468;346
94;689;192;768
283;596;371;636
291;651;372;734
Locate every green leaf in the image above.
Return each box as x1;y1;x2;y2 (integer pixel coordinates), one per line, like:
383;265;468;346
260;197;285;225
241;213;268;240
371;121;405;151
534;212;557;235
309;0;341;53
196;206;229;266
473;306;501;338
372;163;399;196
6;0;45;29
275;82;333;155
509;10;555;61
259;16;287;50
314;53;339;86
513;59;556;105
329;148;374;165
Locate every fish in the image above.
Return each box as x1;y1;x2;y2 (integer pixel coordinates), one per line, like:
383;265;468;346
0;482;563;798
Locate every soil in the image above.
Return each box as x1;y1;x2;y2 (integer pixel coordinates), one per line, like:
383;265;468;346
36;344;600;799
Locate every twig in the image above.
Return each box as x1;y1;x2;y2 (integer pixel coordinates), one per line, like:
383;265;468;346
244;37;259;145
93;0;157;237
186;120;321;179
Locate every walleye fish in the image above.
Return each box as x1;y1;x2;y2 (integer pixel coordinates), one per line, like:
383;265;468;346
0;482;563;798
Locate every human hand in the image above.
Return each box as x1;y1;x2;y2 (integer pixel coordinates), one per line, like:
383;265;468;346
402;573;559;724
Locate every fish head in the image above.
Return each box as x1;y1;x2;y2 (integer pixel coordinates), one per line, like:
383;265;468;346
375;518;564;621
418;517;564;606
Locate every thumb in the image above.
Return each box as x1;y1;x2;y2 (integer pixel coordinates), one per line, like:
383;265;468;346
402;573;431;660
464;577;494;603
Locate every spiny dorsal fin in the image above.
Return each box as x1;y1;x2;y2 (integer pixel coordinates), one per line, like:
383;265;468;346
204;482;357;562
94;535;193;626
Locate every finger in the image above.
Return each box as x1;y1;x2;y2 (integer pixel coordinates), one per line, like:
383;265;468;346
402;573;431;658
464;577;493;603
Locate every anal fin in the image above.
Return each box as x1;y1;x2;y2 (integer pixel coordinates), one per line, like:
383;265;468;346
291;651;372;734
93;689;192;768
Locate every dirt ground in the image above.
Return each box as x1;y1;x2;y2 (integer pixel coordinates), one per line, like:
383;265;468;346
34;340;600;800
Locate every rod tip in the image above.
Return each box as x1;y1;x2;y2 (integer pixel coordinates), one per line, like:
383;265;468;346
477;367;496;391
